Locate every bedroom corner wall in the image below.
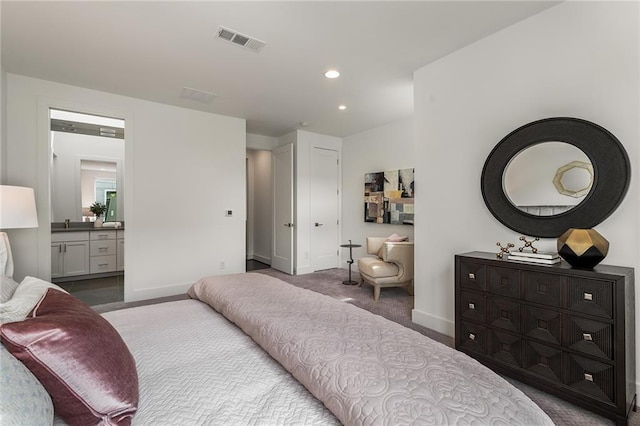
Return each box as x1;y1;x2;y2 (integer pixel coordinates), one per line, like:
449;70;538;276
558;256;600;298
246;133;277;265
412;0;639;389
341;118;415;267
246;148;273;265
5;74;246;301
0;67;6;184
1;5;6;184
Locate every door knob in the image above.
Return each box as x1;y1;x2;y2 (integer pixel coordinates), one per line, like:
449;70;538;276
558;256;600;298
315;222;323;227
284;223;294;228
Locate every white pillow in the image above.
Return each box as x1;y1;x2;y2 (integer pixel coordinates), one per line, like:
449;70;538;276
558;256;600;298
0;345;54;425
0;275;20;303
0;276;67;324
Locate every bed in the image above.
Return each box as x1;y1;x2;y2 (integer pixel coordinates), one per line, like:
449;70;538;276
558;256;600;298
0;273;553;425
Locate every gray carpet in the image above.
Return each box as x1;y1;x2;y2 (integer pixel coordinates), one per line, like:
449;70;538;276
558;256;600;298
94;267;638;425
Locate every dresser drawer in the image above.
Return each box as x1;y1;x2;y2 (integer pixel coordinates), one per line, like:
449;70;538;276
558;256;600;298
458;321;487;355
90;255;117;273
523;271;564;308
567;278;613;319
459;291;486;323
90;230;116;241
523;341;562;382
90;240;117;256
523;305;561;345
459;261;486;291
52;231;89;243
489;329;521;368
566;353;615;404
565;315;613;360
489;296;520;332
487;266;520;298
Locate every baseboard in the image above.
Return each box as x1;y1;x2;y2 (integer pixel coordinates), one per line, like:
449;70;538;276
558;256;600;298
125;281;193;303
295;265;314;275
412;308;454;337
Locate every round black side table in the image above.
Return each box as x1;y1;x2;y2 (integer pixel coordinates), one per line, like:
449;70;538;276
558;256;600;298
340;240;362;285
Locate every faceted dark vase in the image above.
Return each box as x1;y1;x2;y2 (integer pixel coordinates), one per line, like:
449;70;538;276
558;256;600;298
557;228;609;269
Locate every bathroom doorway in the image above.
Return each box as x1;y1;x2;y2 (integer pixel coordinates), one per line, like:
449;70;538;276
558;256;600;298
50;108;125;306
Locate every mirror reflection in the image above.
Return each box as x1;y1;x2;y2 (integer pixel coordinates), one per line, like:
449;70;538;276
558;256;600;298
51;109;124;223
503;142;592;216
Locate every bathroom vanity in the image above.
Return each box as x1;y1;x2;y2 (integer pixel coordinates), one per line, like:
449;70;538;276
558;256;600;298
51;224;124;282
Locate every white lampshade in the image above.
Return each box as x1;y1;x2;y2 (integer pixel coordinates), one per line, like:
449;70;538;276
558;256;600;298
0;185;39;229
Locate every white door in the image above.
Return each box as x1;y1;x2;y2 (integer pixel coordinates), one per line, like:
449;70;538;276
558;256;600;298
272;144;294;274
310;147;339;271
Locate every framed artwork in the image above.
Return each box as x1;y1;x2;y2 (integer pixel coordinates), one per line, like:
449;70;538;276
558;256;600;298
364;168;414;225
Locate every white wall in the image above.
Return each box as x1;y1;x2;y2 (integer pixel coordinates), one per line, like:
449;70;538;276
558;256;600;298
5;74;246;302
342;118;415;265
0;4;6;184
246;149;272;264
245;132;277;265
412;0;639;377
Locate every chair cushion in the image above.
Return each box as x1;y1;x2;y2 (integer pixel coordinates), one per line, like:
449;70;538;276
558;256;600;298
377;234;409;258
358;256;399;278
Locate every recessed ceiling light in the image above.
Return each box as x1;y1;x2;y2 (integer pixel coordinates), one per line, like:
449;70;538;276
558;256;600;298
338;105;347;110
324;70;340;79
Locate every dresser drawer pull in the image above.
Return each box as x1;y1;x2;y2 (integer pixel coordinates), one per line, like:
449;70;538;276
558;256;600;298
584;292;593;301
469;333;476;341
583;333;593;341
584;373;593;382
98;263;109;267
468;303;475;310
98;247;108;251
468;273;476;280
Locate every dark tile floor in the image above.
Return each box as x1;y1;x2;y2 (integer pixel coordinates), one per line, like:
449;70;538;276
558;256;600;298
60;260;271;306
58;275;124;306
246;259;270;271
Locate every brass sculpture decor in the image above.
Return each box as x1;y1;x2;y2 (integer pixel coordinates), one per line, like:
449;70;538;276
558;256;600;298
557;228;609;269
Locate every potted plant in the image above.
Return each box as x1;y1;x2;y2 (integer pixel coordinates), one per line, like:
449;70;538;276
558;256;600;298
89;202;107;228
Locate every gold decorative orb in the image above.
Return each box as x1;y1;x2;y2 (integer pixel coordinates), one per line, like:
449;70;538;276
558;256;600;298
557;228;609;269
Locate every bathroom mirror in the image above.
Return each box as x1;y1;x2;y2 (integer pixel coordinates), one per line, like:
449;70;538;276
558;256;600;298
481;117;630;238
50;109;125;223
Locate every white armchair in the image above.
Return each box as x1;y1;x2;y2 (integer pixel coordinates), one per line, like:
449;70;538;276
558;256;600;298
357;237;414;301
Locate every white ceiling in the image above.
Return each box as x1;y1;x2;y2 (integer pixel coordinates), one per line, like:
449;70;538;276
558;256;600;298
1;1;560;138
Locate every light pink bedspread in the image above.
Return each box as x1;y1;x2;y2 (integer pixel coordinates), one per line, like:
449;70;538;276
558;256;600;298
188;272;553;426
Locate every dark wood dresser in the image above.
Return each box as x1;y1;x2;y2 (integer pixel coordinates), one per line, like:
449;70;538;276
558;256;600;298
455;251;635;425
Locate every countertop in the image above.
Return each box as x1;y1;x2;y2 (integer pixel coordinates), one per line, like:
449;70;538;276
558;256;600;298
51;223;124;232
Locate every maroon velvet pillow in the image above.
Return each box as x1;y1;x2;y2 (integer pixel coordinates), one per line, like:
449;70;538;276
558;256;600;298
0;288;138;426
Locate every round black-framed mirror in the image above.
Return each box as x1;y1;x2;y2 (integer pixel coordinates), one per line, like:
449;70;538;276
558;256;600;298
481;117;630;238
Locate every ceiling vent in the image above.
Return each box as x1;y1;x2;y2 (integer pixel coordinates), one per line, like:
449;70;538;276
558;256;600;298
180;87;217;103
217;26;266;52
